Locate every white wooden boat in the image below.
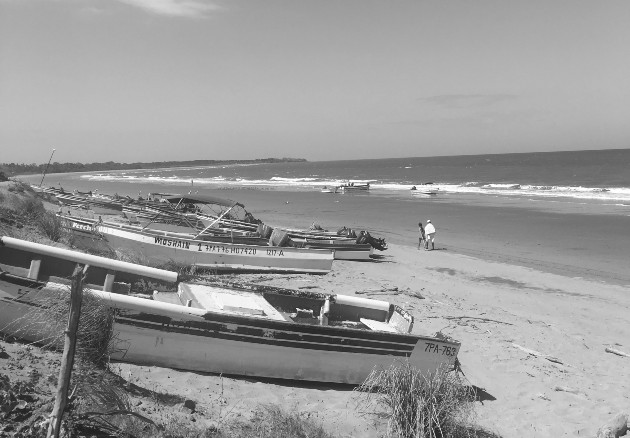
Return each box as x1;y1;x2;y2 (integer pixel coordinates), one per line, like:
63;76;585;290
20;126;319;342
411;183;439;196
61;215;334;274
0;236;461;384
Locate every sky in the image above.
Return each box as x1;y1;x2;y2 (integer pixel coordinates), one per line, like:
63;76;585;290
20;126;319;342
1;0;629;164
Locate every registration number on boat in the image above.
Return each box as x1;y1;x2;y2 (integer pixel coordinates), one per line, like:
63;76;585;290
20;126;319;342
196;243;258;255
424;342;458;357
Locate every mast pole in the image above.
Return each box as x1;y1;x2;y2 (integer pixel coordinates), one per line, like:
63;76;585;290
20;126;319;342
39;148;56;187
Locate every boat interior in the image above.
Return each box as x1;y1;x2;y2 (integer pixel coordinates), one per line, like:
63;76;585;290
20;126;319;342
159;282;413;333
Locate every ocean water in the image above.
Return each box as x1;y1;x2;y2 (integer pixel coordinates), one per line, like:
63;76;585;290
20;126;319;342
75;149;630;204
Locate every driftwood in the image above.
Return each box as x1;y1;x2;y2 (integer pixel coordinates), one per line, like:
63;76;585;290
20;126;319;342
512;343;564;365
605;347;630;358
355;287;401;296
595;412;628;438
553;386;583;396
443;316;513;326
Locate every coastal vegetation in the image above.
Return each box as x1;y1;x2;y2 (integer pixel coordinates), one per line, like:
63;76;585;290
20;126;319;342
0;157;306;177
356;362;497;438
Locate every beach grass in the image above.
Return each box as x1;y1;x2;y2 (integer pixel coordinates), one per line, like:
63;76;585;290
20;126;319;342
355;361;498;438
0;180;68;243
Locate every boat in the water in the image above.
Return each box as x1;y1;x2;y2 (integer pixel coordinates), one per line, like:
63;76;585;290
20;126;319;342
60;215;335;274
0;236;461;384
411;183;439;196
337;181;371;193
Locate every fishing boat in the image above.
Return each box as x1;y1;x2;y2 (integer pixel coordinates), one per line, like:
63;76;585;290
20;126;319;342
60;215;334;274
0;236;461;384
337;181;371;193
411;183;439;196
52;189;125;214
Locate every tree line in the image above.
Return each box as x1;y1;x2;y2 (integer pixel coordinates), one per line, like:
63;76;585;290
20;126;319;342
0;158;306;177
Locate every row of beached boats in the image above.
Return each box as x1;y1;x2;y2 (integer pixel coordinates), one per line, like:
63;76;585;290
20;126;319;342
0;184;460;385
41;187;390;272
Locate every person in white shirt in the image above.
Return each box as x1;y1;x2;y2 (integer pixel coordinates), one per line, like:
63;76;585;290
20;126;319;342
424;219;436;250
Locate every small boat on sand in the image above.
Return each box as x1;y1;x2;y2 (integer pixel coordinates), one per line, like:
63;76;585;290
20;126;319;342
0;236;461;384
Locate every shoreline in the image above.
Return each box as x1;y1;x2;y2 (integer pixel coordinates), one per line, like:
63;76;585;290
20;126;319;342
16;173;630;287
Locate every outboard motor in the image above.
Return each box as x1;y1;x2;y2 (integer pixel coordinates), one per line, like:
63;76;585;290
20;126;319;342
359;231;388;251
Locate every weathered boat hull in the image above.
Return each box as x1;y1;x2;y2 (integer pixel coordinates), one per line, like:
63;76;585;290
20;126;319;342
63;216;334;274
55;193;124;213
112;311;454;384
304;242;373;260
0;278;459;384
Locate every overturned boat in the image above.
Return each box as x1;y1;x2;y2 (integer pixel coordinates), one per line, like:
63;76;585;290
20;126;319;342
0;236;461;384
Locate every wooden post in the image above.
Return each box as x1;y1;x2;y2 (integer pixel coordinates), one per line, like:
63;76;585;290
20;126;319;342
103;271;115;292
47;263;89;438
28;258;42;280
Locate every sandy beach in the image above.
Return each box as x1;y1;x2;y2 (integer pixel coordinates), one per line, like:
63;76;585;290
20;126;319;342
103;242;629;437
4;177;630;437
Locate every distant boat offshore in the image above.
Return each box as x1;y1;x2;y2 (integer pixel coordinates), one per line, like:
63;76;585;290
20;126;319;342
411;183;439;196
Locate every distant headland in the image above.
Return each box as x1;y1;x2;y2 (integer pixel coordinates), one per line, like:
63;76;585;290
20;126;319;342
0;158;307;178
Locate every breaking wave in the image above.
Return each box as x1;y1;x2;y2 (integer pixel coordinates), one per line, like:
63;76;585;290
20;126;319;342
79;172;630;202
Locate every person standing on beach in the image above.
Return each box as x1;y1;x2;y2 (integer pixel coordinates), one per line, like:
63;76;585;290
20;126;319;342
417;222;426;249
424;219;436;250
